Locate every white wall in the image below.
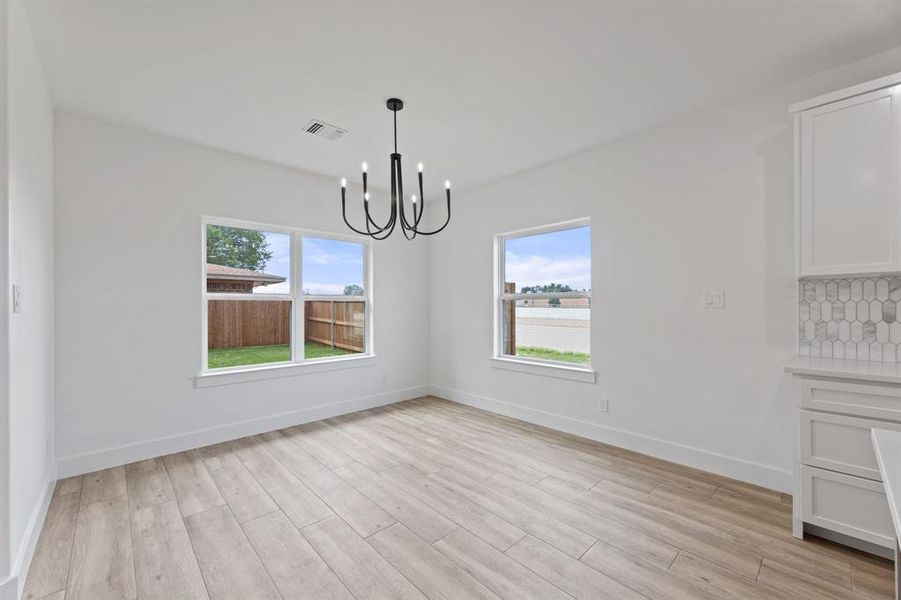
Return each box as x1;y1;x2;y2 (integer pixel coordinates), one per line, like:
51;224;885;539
53;113;430;474
429;47;901;493
5;0;55;594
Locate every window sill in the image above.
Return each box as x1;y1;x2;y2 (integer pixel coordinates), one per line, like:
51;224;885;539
195;354;376;388
490;357;597;383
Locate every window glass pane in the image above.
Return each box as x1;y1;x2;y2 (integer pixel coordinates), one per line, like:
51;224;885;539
504;225;591;294
302;237;365;296
207;299;292;368
206;224;291;295
502;298;590;365
304;300;366;359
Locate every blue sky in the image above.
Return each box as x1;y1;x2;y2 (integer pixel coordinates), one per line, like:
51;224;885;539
504;225;591;292
254;233;364;295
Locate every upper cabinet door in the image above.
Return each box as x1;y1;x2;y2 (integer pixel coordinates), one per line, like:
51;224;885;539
799;85;901;277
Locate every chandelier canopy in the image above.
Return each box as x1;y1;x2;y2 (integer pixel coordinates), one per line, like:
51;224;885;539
340;98;451;240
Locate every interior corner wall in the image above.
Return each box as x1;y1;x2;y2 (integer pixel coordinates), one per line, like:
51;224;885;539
6;0;55;593
53;112;431;476
428;46;901;493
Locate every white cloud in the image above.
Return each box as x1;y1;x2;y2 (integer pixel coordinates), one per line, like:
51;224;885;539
303;238;363;266
505;255;591;291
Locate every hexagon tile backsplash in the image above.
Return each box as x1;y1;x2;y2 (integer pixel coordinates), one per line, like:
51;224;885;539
799;277;901;362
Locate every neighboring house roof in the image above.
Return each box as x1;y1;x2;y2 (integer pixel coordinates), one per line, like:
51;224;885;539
206;263;286;285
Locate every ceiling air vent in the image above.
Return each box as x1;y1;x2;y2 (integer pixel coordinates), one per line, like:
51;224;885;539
303;119;346;141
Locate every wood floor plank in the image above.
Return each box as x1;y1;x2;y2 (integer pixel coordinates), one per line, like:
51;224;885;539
131;500;209;600
580;541;725;600
163;450;226;517
79;466;126;506
577;481;764;578
380;465;527;551
435;527;572;600
368;522;501;600
66;496;135;600
184;505;281;600
668;552;795;600
318;421;401;472
488;472;679;570
758;561;865;600
125;458;175;513
282;421;355;469
197;443;277;523
241;450;333;529
335;461;458;543
431;468;596;558
243;510;354;600
505;535;647;600
54;476;83;497
303;515;427;600
851;557;895;599
259;431;395;536
22;491;81;600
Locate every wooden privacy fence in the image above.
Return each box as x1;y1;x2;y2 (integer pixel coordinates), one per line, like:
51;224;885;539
305;300;365;352
207;299;365;351
208;299;291;348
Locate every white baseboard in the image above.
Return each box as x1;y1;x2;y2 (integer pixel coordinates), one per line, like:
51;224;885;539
430;384;792;493
8;463;57;600
58;385;428;478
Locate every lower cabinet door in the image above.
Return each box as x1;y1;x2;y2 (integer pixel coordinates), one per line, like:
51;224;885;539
801;465;895;548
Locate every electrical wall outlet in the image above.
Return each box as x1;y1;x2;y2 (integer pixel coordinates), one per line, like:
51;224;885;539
599;397;608;412
12;284;21;313
703;291;725;309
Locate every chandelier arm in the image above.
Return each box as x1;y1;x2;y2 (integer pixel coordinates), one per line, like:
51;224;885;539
363;197;394;232
410;189;451;236
341;189;382;237
412;170;425;229
396;154;415;232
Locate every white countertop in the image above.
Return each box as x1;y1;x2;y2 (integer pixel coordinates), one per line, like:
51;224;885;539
872;429;901;543
785;356;901;384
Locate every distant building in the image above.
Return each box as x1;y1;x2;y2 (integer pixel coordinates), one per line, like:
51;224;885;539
206;263;286;293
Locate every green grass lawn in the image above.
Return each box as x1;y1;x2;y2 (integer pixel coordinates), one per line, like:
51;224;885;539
208;341;352;369
515;346;590;365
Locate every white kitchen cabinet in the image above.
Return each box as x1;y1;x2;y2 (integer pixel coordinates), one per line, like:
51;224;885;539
794;75;901;277
786;357;901;555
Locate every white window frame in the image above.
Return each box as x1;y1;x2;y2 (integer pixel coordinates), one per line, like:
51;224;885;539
197;216;374;387
492;218;596;383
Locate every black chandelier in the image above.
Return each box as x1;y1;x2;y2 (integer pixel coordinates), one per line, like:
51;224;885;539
340;98;451;240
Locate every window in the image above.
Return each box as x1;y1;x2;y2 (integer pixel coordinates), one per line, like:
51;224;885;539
202;219;370;373
496;220;591;369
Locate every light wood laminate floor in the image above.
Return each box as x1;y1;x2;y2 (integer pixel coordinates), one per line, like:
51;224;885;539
23;397;895;600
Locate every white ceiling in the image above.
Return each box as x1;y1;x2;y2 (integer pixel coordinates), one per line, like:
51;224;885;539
24;0;901;192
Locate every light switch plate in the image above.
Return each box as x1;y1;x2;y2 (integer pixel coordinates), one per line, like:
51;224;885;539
704;291;725;309
11;284;21;313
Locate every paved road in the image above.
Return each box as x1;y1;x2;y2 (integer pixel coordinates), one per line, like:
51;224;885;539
515;323;590;353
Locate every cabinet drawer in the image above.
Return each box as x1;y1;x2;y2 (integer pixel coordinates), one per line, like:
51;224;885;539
800;465;895;548
800;378;901;420
801;411;901;480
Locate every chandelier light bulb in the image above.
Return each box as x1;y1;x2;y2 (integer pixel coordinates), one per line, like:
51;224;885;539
340;178;347;188
361;162;368;173
412;194;417;204
418;162;424;173
364;192;370;201
445;180;451;190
